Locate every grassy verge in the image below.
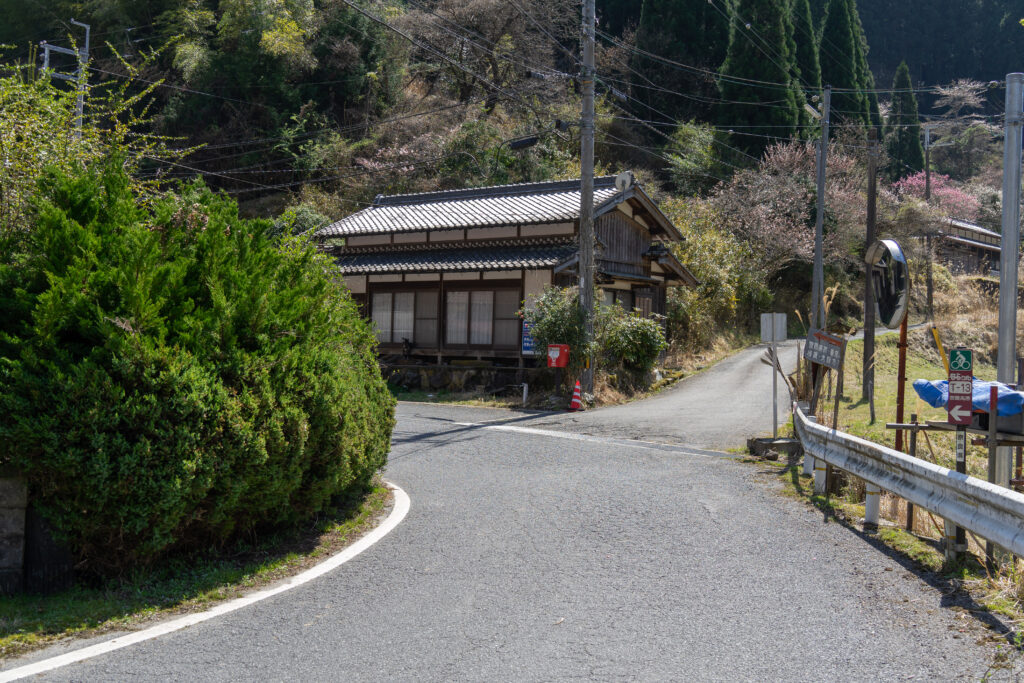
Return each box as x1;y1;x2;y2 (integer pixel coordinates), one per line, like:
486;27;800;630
0;482;392;660
823;330;996;479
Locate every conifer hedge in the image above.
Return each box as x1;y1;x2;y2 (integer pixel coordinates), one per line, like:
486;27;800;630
0;161;394;573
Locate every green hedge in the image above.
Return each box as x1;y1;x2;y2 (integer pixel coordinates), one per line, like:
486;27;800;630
0;161;394;573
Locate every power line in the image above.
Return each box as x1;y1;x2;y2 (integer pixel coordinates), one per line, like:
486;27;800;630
403;0;567;81
223;130;554;197
505;0;580;66
706;0;814;94
89;66;276;110
594;26;956;97
337;0;549;121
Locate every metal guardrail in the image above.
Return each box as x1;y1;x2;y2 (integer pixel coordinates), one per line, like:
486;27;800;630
793;404;1024;558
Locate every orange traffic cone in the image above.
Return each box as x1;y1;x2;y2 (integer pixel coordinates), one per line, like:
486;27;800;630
568;380;583;411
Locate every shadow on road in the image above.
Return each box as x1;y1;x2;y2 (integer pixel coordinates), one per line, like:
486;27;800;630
761;452;1020;652
388;411;556;461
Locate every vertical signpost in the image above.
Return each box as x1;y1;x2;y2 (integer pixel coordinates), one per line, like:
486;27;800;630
761;313;787;439
947;348;973;427
945;347;972;561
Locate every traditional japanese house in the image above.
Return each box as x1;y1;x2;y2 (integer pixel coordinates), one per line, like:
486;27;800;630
935;218;1000;275
314;174;697;363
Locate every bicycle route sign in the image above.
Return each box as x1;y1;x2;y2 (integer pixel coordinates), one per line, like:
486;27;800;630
947;348;973;425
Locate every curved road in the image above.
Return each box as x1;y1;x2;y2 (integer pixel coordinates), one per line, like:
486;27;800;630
2;344;1014;680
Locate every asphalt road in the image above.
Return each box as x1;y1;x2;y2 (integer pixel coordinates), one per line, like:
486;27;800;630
3;343;1015;680
529;342;801;449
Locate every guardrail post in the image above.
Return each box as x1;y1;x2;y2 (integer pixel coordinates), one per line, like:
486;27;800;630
809;412;827;495
864;483;880;528
944;518;959;563
803;414;816;477
814;460;828;495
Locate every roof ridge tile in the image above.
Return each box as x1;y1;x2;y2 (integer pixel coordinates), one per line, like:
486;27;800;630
374;176;619;206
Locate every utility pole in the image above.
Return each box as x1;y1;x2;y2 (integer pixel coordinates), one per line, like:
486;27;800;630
925;124;933;320
863;129;878;420
996;73;1024;491
578;0;596;395
811;85;832;331
922;123;952;321
39;20;90;139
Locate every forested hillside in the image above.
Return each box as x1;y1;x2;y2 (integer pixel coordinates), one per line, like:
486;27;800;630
1;0;1020;340
857;0;1024;90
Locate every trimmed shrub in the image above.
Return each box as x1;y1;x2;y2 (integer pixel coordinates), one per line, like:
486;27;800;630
523;286;667;387
601;313;667;375
0;161;394;573
521;286;595;383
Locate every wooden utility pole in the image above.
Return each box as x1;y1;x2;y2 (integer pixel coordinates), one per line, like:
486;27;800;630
894;316;909;452
811;86;832;331
578;0;595;395
923;123;953;321
863;129;878;422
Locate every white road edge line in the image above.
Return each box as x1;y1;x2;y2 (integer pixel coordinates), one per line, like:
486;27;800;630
456;422;714;458
0;482;411;683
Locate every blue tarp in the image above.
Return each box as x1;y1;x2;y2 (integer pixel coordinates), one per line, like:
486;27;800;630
912;379;1024;416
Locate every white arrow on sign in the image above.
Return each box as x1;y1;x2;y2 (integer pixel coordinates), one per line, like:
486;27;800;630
948;404;972;422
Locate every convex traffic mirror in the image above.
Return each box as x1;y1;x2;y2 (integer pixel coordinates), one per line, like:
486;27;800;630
865;239;909;329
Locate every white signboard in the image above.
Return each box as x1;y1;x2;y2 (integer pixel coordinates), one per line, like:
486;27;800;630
760;313;787;343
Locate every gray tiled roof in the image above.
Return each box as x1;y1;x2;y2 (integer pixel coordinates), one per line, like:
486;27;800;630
947;218;1000;240
334;238;577;275
316;177;621;237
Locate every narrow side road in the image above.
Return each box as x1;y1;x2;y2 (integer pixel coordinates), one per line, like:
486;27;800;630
530;341;799;449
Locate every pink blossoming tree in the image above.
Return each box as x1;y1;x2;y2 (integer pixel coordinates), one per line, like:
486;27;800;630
892;171;980;221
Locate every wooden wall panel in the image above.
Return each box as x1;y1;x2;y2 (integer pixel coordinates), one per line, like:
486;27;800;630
596;213;650;276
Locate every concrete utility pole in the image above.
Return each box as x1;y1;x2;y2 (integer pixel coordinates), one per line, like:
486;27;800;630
579;0;596;395
863;129;878;418
811;86;831;331
925;124;934;319
996;73;1024;490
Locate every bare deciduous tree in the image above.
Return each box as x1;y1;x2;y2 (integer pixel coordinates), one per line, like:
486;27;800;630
399;0;576;114
929;79;999;180
708;141;863;276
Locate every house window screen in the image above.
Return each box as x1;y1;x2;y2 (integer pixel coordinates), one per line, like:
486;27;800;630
470;291;494;345
446;291;469;345
392;292;415;343
371;292;392;343
415;291;438;346
494;290;521;348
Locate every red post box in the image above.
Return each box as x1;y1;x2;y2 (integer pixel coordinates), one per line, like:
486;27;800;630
547;344;570;368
